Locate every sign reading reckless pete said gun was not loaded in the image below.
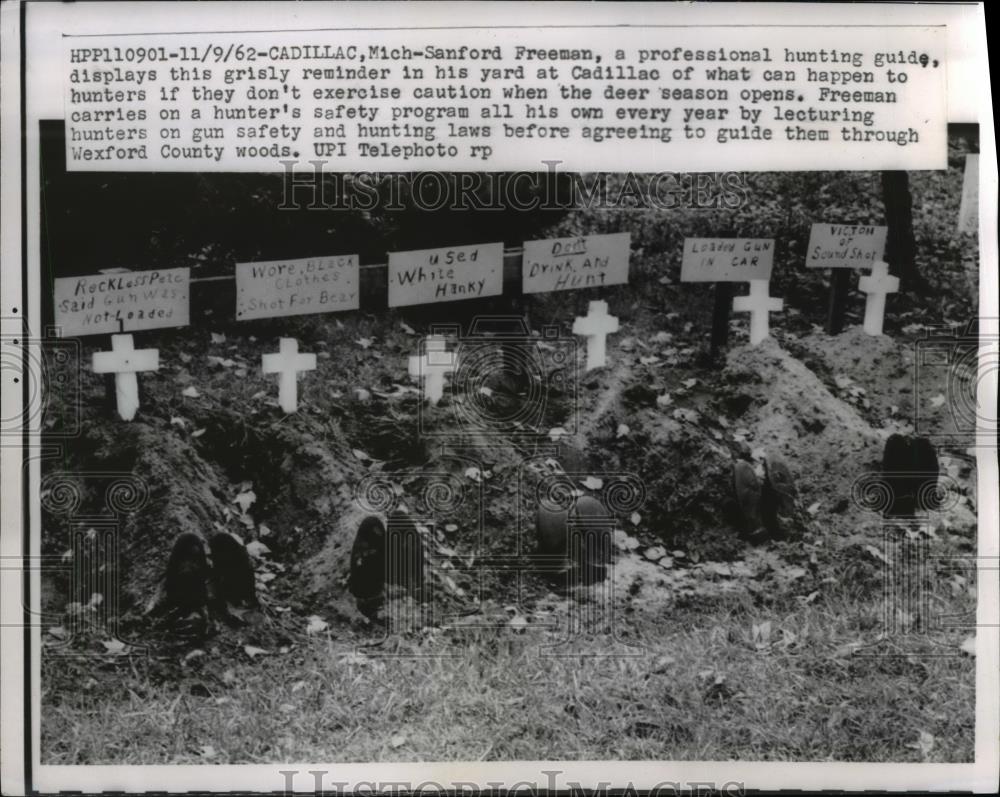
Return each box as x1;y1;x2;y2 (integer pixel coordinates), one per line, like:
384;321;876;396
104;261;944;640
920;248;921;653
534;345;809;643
236;255;360;321
522;232;631;294
53;268;190;337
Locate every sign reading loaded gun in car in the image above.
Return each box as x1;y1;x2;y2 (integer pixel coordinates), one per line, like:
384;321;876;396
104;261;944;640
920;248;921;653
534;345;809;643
680;238;775;282
522;232;631;294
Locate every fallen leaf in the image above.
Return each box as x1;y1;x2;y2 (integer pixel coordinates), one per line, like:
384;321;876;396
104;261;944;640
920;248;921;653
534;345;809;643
233;490;257;513
244;645;269;659
548;426;568;442
930;394;947;408
464;467;482;482
245;540;270;558
356;337;374;349
182;386;201;398
102;639;127;655
305;615;329;635
581;476;603;490
616;423;630;438
644;545;667;562
833;640;864;658
908;730;935;758
651;654;675;673
400;322;416;335
630;512;641;526
191;428;206;438
199;745;217;759
960;635;976;656
170;416;187;428
751;620;772;647
656;393;673;407
865;545;888;564
390;734;407;749
211;332;226;344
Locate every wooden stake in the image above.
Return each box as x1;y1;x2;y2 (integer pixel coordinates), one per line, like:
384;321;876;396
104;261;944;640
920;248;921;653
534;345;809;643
710;282;733;359
826;269;851;335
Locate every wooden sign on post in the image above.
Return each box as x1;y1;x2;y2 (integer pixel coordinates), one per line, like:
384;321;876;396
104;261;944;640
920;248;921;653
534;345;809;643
387;242;503;308
805;224;888;335
957;154;979;235
236;255;359;320
680;238;775;357
522;232;630;294
680;238;775;283
54;268;189;337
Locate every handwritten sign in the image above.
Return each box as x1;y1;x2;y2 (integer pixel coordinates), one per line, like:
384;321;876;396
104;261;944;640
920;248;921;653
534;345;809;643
957;154;979;235
54;268;189;337
388;242;503;308
522;232;630;294
680;238;775;282
805;224;887;269
236;255;359;321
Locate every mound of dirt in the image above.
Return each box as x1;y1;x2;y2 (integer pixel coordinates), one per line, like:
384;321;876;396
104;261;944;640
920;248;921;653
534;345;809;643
721;337;885;522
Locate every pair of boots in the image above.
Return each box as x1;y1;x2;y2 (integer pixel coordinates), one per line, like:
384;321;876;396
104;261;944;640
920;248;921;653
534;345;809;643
881;434;940;517
733;453;798;539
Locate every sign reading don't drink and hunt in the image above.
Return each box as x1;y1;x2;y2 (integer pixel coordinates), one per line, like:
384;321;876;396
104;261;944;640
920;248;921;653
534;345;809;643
388;242;503;308
805;224;887;269
236;255;359;320
522;232;630;294
680;238;775;282
54;268;190;337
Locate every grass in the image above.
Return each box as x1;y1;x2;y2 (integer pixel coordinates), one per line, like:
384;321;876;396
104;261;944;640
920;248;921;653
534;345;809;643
42;574;974;765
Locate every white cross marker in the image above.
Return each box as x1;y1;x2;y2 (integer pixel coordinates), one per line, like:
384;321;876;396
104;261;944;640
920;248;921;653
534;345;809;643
409;335;455;406
91;334;159;421
261;337;316;413
572;300;619;371
858;260;899;337
733;279;783;346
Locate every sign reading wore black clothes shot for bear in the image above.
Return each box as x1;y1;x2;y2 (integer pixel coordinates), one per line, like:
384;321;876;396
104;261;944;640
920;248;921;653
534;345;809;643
680;237;779;352
235;255;359;320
